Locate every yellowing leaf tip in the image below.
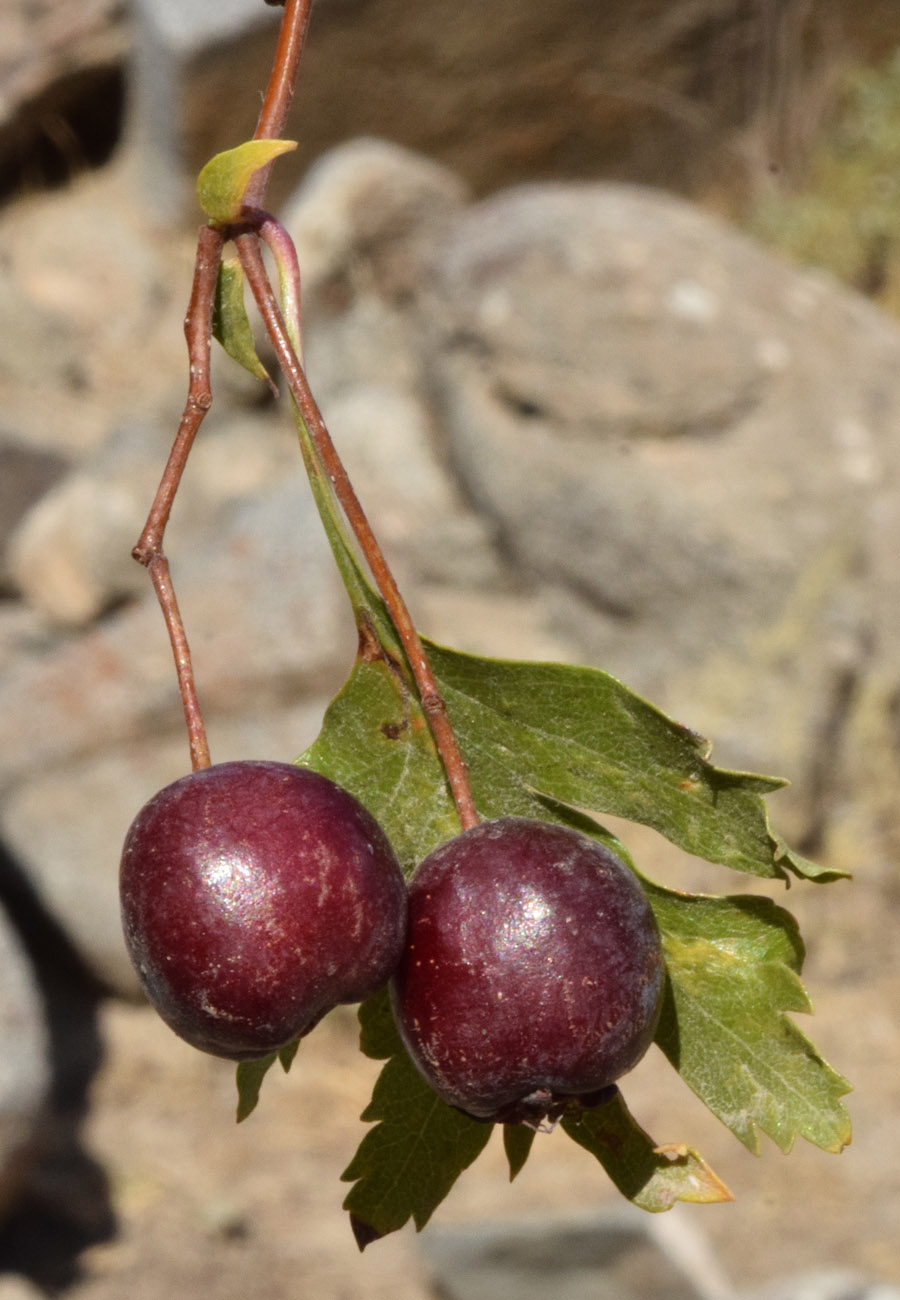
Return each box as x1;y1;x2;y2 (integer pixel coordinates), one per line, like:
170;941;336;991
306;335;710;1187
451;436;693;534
196;138;298;223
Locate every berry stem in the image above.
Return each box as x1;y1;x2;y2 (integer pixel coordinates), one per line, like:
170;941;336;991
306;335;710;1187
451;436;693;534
234;230;480;830
131;0;480;829
131;0;312;771
132;223;224;771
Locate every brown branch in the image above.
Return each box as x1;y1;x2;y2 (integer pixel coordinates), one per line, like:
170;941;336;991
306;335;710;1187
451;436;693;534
132;223;225;771
134;225;223;558
243;0;314;210
234;231;480;830
147;556;211;771
131;0;311;773
131;0;479;822
131;0;312;772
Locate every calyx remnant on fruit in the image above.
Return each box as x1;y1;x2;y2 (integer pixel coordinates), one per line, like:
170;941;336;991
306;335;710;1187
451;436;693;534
120;760;408;1060
391;817;665;1126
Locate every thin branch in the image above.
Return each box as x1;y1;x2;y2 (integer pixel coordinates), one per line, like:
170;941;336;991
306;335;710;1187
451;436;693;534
132;223;225;771
134;225;224;557
147;556;212;771
234;230;480;830
131;0;312;773
243;0;314;209
131;0;479;821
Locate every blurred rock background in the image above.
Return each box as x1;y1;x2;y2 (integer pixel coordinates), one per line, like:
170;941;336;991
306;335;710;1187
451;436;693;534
3;0;900;1296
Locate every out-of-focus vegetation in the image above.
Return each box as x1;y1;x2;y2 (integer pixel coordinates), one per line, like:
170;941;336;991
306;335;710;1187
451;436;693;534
749;50;900;315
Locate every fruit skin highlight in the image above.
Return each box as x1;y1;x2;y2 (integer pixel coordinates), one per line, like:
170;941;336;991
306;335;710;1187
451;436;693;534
391;817;665;1125
120;760;408;1060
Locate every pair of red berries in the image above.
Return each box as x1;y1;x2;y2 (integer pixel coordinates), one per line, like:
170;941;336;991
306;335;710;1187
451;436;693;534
120;761;665;1124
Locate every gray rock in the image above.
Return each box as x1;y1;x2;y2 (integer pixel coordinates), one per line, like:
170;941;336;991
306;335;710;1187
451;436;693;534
283;138;469;409
419;1206;734;1300
6;415;298;628
6;438;154;628
283;137;470;306
128;0;281;220
743;1271;900;1300
0;1275;49;1300
0;605;58;684
0;273;78;454
322;383;503;592
0;165;178;458
282;139;507;597
418;181;900;854
0;439;69;593
0;902;50;1218
0;476;352;793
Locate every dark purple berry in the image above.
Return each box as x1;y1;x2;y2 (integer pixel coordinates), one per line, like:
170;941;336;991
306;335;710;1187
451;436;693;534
120;760;407;1060
391;817;664;1125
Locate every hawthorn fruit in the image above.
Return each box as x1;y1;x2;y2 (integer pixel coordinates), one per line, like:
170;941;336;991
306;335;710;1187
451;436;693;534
120;760;407;1060
391;816;665;1124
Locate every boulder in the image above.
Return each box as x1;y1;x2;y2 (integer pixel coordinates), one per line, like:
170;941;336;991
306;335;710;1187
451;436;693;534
0;898;50;1219
743;1271;900;1300
123;0;900;224
0;438;69;593
419;1206;733;1300
5;415;298;627
0;164;182;458
417;180;900;861
0;0;126;194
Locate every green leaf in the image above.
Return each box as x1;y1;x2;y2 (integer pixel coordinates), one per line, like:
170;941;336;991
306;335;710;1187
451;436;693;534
298;650;459;872
354;985;399;1060
424;643;847;885
197;138;297;223
234;1038;299;1122
503;1123;536;1181
647;882;852;1154
341;993;491;1249
295;647;848;1236
302;637;845;884
212;258;275;390
235;1053;278;1122
282;377;847;1225
560;1091;734;1210
275;201;840;893
279;1039;300;1072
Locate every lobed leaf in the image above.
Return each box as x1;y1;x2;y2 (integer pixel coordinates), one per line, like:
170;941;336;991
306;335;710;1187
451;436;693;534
503;1123;536;1181
299;653;459;873
235;1053;278;1122
234;1038;300;1122
425;644;847;884
289;589;849;1236
647;883;852;1154
560;1090;734;1210
341;992;491;1249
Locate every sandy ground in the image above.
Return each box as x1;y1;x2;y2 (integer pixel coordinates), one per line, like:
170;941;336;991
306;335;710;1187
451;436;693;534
26;825;899;1300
